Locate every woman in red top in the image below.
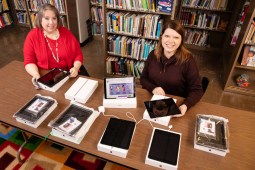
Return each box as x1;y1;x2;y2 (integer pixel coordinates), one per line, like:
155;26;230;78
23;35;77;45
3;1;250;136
140;20;203;117
24;4;83;82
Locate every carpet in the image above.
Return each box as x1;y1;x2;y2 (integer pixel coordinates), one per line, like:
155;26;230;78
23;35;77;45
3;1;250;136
0;123;132;170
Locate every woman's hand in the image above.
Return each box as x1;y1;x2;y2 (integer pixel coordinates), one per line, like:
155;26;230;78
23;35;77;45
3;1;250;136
174;104;187;117
69;67;79;77
152;87;165;96
31;73;40;89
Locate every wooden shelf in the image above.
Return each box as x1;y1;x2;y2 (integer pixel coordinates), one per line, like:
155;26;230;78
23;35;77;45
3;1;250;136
235;63;255;71
225;85;255;96
224;2;255;96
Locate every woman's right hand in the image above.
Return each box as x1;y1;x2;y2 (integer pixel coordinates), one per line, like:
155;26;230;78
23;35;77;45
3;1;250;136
31;73;40;89
152;87;165;96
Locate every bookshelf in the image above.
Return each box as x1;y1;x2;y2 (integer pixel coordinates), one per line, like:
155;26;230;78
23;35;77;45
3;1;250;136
0;0;13;29
178;0;238;52
224;0;255;96
103;0;177;78
90;0;103;36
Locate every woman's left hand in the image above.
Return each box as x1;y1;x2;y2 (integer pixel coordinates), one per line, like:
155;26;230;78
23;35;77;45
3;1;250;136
174;104;187;117
69;67;79;77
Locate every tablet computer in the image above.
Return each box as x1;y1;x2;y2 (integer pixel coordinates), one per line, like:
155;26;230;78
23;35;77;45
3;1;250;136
104;77;136;99
144;98;181;118
148;129;181;165
37;68;70;88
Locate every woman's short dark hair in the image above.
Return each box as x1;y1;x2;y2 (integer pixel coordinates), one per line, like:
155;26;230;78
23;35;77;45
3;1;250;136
154;19;191;64
34;4;60;29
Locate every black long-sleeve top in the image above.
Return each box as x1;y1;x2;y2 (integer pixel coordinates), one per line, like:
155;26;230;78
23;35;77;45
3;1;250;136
140;50;203;109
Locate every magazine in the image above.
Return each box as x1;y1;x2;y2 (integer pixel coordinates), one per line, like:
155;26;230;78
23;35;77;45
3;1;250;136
241;45;255;67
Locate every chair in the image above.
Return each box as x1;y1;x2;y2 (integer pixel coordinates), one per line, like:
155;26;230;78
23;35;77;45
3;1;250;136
79;65;90;77
202;76;209;93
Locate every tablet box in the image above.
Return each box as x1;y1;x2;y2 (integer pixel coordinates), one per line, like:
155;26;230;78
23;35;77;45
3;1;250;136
13;94;58;128
145;128;181;170
37;68;69;92
97;118;136;158
194;114;229;156
48;102;100;144
65;77;98;104
103;97;137;108
143;95;177;126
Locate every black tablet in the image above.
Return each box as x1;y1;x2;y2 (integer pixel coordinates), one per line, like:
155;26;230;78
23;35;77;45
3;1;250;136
144;98;181;118
148;129;181;165
100;118;135;149
104;77;136;99
37;68;70;87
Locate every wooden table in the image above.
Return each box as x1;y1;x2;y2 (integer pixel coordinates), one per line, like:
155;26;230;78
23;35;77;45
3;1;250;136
0;61;254;170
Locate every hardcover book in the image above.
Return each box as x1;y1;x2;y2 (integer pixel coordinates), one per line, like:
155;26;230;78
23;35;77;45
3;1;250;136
157;0;173;13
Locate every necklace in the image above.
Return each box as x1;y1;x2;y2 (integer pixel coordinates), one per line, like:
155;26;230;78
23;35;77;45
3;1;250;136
44;31;59;62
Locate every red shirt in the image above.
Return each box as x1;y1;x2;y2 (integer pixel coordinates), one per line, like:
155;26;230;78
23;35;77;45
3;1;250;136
24;27;83;70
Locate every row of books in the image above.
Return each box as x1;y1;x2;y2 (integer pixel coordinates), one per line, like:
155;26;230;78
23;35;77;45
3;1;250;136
1;0;9;12
13;0;26;10
182;0;229;10
91;6;103;22
107;35;157;60
244;19;255;44
107;11;162;39
106;0;174;13
179;10;223;30
92;22;103;35
26;0;66;14
106;56;145;78
0;13;12;28
184;28;209;46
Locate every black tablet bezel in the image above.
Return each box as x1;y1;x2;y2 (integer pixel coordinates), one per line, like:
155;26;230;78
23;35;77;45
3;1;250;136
37;68;69;87
104;77;136;99
144;98;181;118
148;129;181;165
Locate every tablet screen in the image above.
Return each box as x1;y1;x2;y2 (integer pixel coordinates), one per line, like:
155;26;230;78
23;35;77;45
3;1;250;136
148;129;181;165
104;77;135;99
38;68;69;87
144;98;181;118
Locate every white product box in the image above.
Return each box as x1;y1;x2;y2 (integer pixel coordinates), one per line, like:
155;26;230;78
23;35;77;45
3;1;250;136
143;95;177;126
145;128;181;170
97;118;136;158
65;77;98;104
194;114;229;156
103;97;137;108
13;94;58;128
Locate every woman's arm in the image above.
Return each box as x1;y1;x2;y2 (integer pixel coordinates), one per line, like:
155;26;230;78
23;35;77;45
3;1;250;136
69;60;82;77
25;63;40;79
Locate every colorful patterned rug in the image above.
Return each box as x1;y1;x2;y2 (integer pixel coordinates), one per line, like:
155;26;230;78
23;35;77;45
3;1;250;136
0;123;131;170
